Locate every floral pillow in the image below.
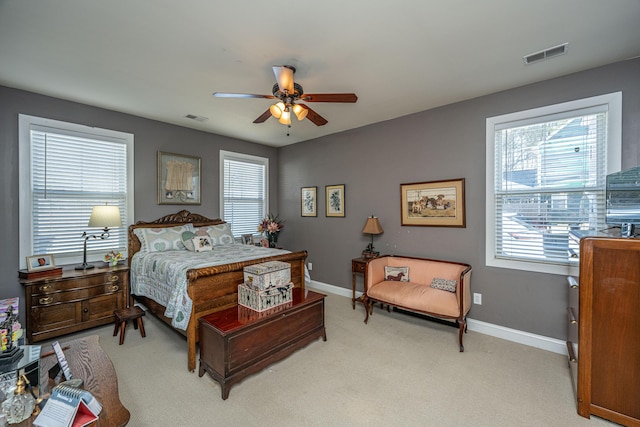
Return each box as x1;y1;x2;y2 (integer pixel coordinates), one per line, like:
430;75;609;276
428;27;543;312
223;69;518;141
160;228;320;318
134;224;194;252
197;223;235;246
430;277;458;293
384;266;409;282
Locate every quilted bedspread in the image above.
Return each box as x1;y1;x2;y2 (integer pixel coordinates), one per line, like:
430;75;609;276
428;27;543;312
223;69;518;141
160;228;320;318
130;244;291;330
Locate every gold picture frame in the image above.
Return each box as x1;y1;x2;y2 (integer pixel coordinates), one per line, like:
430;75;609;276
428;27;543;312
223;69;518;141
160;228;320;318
400;178;466;227
326;184;345;217
158;151;201;205
301;186;317;217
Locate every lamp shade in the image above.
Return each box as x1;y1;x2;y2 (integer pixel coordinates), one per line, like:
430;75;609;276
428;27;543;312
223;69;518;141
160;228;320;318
292;104;308;121
278;109;291;125
88;205;122;228
269;102;285;119
362;216;383;235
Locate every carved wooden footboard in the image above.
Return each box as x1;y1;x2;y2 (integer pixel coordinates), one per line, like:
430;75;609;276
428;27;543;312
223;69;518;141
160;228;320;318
128;210;307;371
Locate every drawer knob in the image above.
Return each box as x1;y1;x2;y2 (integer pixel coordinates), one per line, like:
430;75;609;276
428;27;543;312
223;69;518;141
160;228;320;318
83;308;89;313
108;285;120;292
38;284;52;292
39;297;54;305
109;275;119;282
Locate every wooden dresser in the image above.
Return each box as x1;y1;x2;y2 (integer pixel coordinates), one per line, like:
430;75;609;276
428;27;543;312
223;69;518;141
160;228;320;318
20;265;128;343
572;236;640;426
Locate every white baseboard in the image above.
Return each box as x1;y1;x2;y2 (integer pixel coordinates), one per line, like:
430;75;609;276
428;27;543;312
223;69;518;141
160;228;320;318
307;280;567;356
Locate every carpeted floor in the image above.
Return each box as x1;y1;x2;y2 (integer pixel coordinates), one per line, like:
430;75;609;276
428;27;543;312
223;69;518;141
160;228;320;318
39;289;616;426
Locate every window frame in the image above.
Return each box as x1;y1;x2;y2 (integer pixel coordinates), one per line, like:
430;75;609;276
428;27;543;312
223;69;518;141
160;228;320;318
219;150;269;238
18;114;134;269
485;92;621;275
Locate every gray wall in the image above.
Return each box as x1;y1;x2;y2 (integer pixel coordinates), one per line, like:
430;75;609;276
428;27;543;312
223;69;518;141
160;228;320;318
2;58;638;341
278;58;640;340
0;86;278;325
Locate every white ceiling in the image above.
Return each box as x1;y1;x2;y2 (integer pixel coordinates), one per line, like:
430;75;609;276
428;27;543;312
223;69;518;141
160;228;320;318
1;1;639;147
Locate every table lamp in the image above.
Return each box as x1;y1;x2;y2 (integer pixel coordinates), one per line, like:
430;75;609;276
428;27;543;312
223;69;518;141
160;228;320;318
361;216;383;259
75;204;122;270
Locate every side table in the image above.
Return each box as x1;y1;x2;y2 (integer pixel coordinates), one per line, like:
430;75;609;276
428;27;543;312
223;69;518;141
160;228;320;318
351;257;368;309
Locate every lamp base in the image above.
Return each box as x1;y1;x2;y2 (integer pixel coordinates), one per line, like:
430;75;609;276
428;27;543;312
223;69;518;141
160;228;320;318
361;250;379;259
75;263;96;271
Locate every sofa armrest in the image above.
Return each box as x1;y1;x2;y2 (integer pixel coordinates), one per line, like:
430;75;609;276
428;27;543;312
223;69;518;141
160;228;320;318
457;267;472;315
365;256;388;292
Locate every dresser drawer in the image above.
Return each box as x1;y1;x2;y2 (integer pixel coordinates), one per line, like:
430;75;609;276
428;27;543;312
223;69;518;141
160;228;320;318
30;271;124;295
352;260;366;273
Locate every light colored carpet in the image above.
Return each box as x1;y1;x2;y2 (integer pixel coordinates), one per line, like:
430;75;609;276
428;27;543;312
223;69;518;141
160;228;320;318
41;290;616;427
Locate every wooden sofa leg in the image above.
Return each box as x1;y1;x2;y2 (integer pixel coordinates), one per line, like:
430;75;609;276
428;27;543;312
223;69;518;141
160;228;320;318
364;299;370;324
458;318;466;352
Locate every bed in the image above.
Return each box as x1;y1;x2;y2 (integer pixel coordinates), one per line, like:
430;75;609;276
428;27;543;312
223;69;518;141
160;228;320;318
127;210;308;371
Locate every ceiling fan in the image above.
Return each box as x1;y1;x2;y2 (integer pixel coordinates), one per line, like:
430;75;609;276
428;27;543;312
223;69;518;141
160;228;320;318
213;65;357;126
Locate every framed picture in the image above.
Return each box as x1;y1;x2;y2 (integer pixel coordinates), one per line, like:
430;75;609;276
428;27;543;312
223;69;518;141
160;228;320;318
158;151;201;205
400;178;466;227
26;254;56;272
241;234;254;245
326;184;345;217
301;186;317;217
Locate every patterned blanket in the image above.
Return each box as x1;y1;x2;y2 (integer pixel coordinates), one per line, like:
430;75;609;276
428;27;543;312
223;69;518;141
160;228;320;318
130;244;291;330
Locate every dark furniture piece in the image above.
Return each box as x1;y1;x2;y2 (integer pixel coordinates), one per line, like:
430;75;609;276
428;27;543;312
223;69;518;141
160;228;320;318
20;265;128;343
351;257;368;309
574;236;640;426
18;335;130;427
113;306;146;345
198;288;326;399
128;210;308;372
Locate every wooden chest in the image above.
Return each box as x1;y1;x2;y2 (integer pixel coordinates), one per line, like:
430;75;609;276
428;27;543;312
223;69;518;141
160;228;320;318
198;288;326;399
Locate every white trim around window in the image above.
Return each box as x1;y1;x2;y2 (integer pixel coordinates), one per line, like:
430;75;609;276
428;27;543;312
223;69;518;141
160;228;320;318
485;92;621;275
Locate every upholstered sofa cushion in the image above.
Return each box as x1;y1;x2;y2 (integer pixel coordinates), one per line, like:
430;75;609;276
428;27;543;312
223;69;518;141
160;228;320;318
384;266;409;281
430;277;458;292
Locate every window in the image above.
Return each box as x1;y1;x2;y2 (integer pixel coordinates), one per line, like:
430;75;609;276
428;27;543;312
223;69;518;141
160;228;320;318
19;115;134;268
220;150;269;238
486;92;621;274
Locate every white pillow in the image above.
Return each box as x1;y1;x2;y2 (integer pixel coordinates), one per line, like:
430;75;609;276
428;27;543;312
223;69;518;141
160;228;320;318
197;223;235;246
134;224;194;252
192;236;213;252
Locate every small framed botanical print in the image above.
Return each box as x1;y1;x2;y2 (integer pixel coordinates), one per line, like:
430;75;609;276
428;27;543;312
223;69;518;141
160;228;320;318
301;186;317;217
326;184;345;217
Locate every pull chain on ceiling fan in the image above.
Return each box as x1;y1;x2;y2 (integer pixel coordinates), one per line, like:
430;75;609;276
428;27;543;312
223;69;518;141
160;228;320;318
213;65;357;127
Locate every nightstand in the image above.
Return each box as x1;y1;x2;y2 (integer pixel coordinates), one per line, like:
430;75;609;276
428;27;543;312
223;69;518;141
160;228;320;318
351;257;368;309
20;265;129;343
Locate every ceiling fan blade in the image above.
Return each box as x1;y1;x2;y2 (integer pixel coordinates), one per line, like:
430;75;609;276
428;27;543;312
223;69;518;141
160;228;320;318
272;66;294;94
300;93;358;103
300;105;328;126
213;92;274;99
253;109;272;123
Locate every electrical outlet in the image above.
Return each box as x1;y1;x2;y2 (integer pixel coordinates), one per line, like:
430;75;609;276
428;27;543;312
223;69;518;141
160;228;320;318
308;262;313;271
473;293;482;305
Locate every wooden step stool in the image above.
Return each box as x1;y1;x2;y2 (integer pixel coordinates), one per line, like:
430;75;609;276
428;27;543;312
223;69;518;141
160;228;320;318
113;306;146;345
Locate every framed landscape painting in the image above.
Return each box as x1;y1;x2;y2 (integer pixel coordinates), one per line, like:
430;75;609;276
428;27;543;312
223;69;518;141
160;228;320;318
400;178;465;227
301;186;317;217
326;184;345;217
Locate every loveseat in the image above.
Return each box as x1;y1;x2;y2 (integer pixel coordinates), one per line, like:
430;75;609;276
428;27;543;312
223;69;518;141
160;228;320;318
363;255;472;351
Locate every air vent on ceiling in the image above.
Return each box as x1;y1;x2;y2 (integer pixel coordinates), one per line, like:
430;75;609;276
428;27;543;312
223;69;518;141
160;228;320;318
523;43;568;65
184;114;208;122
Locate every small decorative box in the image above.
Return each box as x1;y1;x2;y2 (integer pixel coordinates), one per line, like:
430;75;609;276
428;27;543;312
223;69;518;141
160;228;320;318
238;283;293;312
243;261;291;291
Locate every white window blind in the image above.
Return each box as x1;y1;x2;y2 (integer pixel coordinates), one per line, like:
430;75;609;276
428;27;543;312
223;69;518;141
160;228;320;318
19;115;133;267
220;151;268;237
486;93;621;274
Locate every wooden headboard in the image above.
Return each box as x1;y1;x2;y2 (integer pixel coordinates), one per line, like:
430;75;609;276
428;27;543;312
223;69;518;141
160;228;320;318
128;210;226;263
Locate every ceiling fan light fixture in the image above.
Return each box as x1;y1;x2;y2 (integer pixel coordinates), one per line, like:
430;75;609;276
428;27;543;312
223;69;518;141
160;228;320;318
292;104;308;121
269;102;285;119
278;109;291;125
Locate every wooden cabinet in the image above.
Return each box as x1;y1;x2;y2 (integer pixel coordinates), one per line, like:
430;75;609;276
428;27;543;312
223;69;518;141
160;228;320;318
576;237;640;426
20;265;128;343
